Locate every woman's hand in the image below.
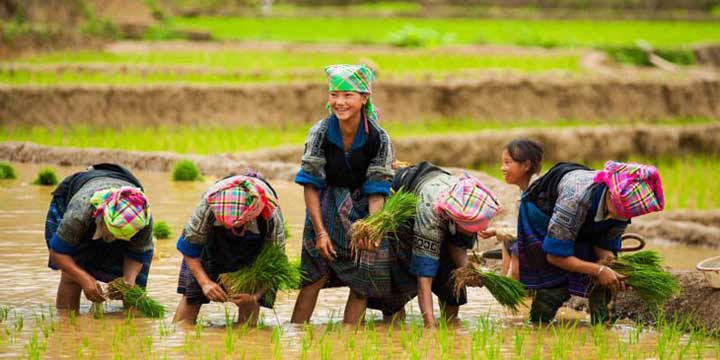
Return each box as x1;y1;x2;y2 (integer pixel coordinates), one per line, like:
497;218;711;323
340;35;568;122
478;229;497;239
201;281;229;302
80;275;106;303
315;231;337;261
230;293;258;306
596;266;626;292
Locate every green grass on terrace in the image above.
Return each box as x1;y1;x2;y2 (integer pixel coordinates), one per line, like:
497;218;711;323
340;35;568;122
172;17;720;47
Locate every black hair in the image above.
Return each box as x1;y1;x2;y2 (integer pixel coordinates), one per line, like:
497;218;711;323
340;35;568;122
504;139;544;175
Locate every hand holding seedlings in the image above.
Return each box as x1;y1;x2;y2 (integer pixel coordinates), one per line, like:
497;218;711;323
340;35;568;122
201;281;229;302
81;276;106;302
596;265;626;293
231;293;259;306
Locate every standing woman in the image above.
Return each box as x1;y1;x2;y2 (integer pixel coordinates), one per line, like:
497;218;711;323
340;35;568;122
480;139;544;280
44;163;153;312
291;64;395;324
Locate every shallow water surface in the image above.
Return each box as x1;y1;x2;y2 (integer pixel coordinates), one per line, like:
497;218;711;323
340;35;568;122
0;163;716;359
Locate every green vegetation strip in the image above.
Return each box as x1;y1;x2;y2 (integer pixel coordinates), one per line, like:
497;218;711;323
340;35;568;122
172;17;720;47
0;50;580;85
1;118;708;155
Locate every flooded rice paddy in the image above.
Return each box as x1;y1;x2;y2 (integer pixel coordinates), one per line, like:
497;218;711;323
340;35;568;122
1;163;718;359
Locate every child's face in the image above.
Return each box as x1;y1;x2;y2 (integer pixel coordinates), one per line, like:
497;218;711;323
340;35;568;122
501;149;531;187
328;91;367;121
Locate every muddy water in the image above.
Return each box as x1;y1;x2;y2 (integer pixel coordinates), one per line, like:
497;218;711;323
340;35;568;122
0;162;716;359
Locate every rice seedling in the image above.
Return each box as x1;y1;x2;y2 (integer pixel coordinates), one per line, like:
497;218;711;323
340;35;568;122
300;324;313;360
452;264;527;312
217;244;303;297
435;315;453;358
550;323;572;360
158;319;173;337
600;251;680;309
350;188;418;252
0;163;17;179
621;250;663;268
194;315;203;339
0;306;9;322
92;302;104;320
106;278;166;318
33;168;58;186
24;330;45;360
256;313;267;330
14;313;23;332
512;326;527;359
171;160;202;181
223;319;234;354
152;220;172;240
68;309;77;327
319;334;333;360
141;335;153;356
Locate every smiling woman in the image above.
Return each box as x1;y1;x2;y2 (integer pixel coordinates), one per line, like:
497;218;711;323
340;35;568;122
291;64;398;325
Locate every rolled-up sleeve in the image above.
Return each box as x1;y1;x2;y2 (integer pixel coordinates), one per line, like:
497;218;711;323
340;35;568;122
295;121;328;190
363;128;394;196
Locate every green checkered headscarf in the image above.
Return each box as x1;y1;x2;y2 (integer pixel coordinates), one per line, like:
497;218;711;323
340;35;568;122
90;186;150;241
325;64;380;123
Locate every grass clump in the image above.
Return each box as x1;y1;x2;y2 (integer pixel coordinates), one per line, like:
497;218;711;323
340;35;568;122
350;188;418;251
107;278;166;318
217;244;303;297
601;46;695;66
0;162;17;179
452;264;527;313
33;168;58;186
603;250;680;309
386;25;452;48
152;220;172;240
171;159;201;181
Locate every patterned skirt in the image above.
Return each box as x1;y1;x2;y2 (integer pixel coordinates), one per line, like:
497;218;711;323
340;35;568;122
301;186;394;299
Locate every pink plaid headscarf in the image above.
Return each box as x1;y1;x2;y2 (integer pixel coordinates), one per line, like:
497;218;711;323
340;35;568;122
593;161;664;218
90;186;150;241
434;173;501;233
207;176;278;235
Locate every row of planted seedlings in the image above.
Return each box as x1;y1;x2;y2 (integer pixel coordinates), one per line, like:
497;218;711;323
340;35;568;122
2;301;720;359
0;169;718;358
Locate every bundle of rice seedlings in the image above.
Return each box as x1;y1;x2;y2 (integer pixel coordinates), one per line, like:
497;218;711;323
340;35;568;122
350;188;418;251
620;250;662;268
107;279;166;318
217;244;303;297
452;264;527;313
601;250;680;308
